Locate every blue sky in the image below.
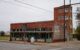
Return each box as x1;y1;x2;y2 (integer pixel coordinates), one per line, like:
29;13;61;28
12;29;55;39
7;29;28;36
0;0;80;31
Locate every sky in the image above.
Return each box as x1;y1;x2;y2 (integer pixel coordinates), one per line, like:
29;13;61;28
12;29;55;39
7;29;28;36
0;0;80;31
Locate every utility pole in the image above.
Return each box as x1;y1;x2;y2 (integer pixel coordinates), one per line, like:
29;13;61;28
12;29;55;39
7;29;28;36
63;0;80;41
68;0;72;41
63;0;66;41
70;0;71;5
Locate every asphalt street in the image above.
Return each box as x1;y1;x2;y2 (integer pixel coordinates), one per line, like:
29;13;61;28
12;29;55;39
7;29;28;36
0;41;80;50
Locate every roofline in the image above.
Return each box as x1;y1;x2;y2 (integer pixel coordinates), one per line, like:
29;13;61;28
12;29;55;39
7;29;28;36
11;20;54;25
54;5;71;9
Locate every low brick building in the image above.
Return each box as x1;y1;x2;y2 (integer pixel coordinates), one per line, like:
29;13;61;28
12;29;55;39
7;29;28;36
10;21;54;42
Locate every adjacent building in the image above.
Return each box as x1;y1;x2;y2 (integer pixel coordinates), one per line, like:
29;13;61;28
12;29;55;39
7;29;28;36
76;7;80;26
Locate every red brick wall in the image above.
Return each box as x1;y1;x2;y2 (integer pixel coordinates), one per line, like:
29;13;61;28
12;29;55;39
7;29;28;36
11;21;54;30
53;5;73;41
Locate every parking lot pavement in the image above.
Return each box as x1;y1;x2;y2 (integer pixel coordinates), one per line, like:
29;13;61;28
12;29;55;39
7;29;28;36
0;41;80;50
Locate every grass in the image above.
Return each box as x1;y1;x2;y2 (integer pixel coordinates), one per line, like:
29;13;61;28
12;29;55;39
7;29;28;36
0;35;10;41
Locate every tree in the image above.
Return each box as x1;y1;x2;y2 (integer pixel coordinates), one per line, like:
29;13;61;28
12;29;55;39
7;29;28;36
0;31;5;36
76;26;80;33
75;26;80;40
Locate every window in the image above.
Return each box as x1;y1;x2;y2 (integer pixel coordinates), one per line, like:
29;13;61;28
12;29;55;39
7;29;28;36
54;25;60;32
65;16;69;20
46;28;52;31
16;29;19;31
20;24;27;31
41;28;45;31
59;16;69;20
59;16;64;20
20;29;22;31
34;28;39;31
58;9;63;13
58;8;71;13
11;29;16;31
65;8;69;13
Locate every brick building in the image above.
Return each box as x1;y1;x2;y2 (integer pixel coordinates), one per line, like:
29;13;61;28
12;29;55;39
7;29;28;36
54;5;73;41
10;5;73;42
10;21;54;42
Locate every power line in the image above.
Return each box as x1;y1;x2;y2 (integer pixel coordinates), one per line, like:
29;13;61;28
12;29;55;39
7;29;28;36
14;0;52;12
1;0;30;9
71;3;80;5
